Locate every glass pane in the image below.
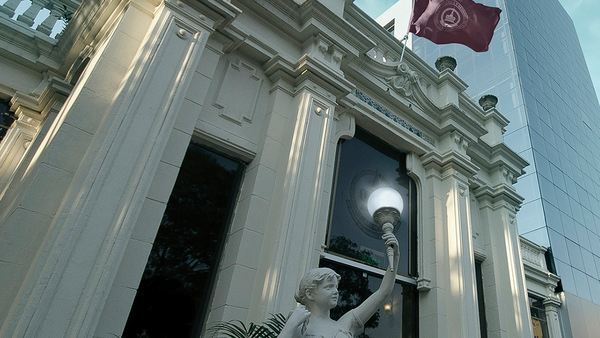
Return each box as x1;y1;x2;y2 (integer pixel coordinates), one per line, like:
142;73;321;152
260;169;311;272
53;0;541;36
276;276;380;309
320;259;418;338
0;100;15;143
327;129;415;276
123;143;244;338
529;297;549;338
475;261;487;338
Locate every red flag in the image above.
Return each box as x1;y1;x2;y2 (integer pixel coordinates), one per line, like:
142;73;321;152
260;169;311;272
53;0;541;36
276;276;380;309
409;0;502;52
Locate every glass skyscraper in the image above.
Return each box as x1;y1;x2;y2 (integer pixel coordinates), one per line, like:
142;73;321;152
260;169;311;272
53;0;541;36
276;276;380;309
378;0;600;334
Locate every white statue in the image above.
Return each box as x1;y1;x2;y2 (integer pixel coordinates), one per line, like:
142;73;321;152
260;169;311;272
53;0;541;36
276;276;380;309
278;233;399;338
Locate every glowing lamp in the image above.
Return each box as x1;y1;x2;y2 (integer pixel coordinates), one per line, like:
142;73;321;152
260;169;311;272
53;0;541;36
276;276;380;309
367;187;403;272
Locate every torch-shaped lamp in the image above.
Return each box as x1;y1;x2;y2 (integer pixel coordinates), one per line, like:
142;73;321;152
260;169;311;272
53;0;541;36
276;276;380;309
367;187;403;272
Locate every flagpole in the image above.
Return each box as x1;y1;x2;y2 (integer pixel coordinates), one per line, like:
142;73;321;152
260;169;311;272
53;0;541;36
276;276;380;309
399;34;409;63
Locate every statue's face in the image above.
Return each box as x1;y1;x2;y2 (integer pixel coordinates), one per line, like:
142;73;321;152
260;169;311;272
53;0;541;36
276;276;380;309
310;277;339;309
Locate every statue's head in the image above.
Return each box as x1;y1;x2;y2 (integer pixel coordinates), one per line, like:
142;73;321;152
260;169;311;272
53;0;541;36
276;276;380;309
294;267;341;307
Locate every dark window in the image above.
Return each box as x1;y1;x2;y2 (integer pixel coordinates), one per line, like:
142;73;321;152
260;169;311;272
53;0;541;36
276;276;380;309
123;143;244;338
324;128;418;337
475;261;487;338
327;128;417;277
0;101;15;143
530;296;549;338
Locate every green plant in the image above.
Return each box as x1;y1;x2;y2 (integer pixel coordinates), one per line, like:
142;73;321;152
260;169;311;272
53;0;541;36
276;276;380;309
207;314;287;338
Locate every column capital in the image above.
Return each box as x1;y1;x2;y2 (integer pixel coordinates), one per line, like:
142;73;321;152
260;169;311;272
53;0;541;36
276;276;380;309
420;149;479;182
542;297;562;309
264;53;354;102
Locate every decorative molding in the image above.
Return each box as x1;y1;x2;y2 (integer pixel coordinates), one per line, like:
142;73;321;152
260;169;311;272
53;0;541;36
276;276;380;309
352;89;435;146
452;130;470;154
333;110;355;141
502;166;518;185
385;62;419;97
176;28;187;39
213;59;263;125
303;34;347;73
521;242;544;269
417;277;431;291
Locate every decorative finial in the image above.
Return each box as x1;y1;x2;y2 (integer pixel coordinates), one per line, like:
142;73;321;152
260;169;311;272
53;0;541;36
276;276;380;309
435;56;457;72
479;94;498;111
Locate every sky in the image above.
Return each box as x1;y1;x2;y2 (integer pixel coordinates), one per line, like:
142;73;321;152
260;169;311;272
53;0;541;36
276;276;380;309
354;0;600;102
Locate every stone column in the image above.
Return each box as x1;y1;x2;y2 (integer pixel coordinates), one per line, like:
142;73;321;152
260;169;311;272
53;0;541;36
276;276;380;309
543;298;563;338
418;131;481;337
270;80;341;312
0;0;223;336
475;168;533;338
207;35;355;324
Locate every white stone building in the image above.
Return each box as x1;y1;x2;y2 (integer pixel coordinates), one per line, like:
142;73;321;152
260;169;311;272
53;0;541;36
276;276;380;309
0;0;561;337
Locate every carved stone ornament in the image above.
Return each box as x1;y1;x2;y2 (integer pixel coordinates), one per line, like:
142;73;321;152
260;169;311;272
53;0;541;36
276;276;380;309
502;167;517;185
521;244;543;268
386;62;419;97
435;55;457;72
452;131;470;153
417;278;432;291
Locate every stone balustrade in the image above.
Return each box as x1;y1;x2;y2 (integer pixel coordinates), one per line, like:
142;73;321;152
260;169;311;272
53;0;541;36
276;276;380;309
0;0;79;38
520;236;548;270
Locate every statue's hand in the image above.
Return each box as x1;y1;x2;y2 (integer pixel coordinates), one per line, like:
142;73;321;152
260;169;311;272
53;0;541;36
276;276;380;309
287;305;311;331
382;233;400;257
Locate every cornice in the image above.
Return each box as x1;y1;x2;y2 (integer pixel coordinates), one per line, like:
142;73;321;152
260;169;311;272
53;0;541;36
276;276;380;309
469;140;529;175
168;0;234;32
350;88;436;148
437;103;487;140
523;263;561;287
421;150;479;179
346;54;489;149
9;75;72;118
231;0;373;62
264;53;354;99
482;107;510;129
193;0;242;29
436;68;468;91
473;183;524;208
0;16;62;73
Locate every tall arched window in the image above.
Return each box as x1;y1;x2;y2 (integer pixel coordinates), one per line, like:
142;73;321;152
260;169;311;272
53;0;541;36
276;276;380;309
322;128;418;337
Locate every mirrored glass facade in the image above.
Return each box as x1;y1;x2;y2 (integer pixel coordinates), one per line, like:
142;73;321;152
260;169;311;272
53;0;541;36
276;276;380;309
411;0;600;305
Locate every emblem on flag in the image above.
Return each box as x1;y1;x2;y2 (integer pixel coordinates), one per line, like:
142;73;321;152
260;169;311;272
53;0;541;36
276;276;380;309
434;1;468;31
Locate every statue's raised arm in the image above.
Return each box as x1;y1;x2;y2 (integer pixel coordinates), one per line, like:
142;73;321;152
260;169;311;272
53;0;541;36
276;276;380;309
278;233;400;338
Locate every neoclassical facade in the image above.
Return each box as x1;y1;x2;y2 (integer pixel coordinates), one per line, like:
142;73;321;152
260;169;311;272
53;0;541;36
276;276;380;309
0;0;561;337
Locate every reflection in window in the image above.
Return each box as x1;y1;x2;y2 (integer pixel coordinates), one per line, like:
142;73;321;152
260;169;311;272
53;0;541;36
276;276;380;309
475;261;487;338
327;128;417;277
324;128;418;337
320;259;418;338
530;297;549;338
123;143;244;338
0;101;15;143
